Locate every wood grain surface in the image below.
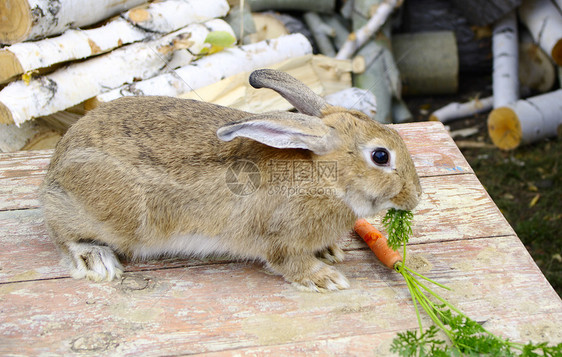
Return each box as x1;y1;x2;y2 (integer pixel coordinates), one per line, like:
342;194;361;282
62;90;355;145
0;121;560;355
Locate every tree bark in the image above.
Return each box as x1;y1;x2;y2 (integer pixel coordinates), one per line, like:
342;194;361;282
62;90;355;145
335;0;400;60
0;0;230;84
488;89;562;150
122;0;229;33
0;19;147;84
519;0;562;66
0;0;148;44
492;11;519;108
430;96;494;123
0;20;234;125
92;33;312;106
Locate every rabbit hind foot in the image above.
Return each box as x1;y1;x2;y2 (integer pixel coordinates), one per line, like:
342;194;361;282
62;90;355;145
65;242;124;282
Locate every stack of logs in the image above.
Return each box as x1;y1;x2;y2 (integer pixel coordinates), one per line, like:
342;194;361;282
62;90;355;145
0;0;561;152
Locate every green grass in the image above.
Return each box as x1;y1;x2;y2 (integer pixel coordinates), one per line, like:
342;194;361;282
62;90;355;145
461;139;562;297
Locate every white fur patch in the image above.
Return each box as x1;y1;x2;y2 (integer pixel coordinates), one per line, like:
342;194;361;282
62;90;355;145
67;242;123;282
131;233;230;260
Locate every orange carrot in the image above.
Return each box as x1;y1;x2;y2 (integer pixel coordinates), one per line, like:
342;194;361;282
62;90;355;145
354;218;402;269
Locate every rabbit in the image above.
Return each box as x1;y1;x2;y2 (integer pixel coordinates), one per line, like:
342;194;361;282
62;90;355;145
40;69;422;292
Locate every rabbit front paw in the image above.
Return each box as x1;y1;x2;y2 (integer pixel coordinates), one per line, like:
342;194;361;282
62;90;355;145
315;244;345;265
293;264;350;292
66;242;124;282
269;255;350;292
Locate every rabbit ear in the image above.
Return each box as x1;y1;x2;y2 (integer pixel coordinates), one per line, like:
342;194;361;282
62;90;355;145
249;69;330;117
217;112;338;155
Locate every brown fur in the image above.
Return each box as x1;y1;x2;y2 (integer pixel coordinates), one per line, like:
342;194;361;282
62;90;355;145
40;70;421;291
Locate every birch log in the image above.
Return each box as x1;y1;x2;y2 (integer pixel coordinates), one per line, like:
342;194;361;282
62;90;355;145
393;31;459;95
349;0;401;123
519;32;555;93
0;0;147;44
0;121;61;152
519;0;562;66
353;39;394;123
225;3;256;44
430;96;494;123
92;33;312;106
488;89;562;150
249;13;288;43
0;0;230;84
325;88;377;119
123;0;229;33
492;11;519;108
0;20;234;126
303;12;336;57
335;0;400;60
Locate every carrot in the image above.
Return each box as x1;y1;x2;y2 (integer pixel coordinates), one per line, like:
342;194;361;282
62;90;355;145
354;218;402;269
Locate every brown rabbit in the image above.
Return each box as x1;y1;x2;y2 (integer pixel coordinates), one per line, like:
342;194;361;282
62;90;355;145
40;69;421;292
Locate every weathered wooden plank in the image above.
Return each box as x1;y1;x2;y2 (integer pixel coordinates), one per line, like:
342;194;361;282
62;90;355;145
0;173;510;283
0;122;470;211
0;149;50;211
396;121;473;177
1;236;560;355
203;310;562;356
0;208;235;284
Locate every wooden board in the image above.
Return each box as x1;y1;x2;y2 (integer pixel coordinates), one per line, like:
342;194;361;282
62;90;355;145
0;121;560;355
1;238;560;355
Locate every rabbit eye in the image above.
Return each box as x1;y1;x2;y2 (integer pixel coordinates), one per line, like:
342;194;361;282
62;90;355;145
371;148;390;166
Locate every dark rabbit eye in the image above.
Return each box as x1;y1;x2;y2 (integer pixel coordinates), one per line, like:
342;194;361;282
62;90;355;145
371;148;390;166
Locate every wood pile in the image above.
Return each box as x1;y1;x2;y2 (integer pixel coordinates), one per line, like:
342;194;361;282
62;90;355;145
0;0;561;152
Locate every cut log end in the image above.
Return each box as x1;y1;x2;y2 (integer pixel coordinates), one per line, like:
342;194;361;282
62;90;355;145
487;107;522;150
551;39;562;66
351;55;366;74
0;0;32;44
0;102;15;125
21;131;62;151
0;50;24;84
127;8;151;24
84;98;101;112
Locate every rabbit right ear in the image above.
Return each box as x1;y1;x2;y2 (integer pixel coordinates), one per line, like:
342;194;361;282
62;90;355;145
217;112;339;155
249;69;330;117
